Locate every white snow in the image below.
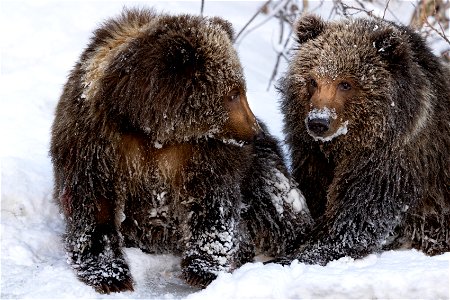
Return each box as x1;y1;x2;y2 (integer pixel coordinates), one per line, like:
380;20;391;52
307;107;338;120
188;251;450;299
1;1;449;299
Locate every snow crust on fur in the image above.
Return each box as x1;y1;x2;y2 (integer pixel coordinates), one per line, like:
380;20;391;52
310;121;349;142
267;168;306;214
305;107;349;142
307;107;337;120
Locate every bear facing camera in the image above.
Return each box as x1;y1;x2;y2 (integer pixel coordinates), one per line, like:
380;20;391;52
50;8;313;294
277;15;450;266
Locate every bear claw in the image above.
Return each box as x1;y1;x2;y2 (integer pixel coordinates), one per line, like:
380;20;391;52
93;277;134;294
264;256;293;266
182;269;217;289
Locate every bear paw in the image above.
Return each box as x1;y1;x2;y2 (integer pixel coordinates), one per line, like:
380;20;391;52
264;256;294;266
181;268;217;289
181;255;221;288
71;254;134;294
93;275;134;294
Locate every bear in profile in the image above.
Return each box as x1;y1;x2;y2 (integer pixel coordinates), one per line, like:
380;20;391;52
50;8;313;294
277;15;450;265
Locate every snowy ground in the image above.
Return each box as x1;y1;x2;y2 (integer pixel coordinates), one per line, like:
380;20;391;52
1;0;449;299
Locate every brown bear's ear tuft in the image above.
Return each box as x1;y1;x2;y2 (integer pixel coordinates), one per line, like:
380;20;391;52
371;27;409;64
209;17;234;41
294;14;326;44
164;36;201;77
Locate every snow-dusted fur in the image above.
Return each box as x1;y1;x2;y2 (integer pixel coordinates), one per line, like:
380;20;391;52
277;15;450;266
50;8;312;294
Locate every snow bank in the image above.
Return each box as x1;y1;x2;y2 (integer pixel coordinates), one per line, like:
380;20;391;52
1;1;449;299
191;251;450;299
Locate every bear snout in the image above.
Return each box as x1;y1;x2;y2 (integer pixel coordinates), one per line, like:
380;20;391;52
254;127;265;141
305;107;342;140
304;111;349;142
307;117;330;136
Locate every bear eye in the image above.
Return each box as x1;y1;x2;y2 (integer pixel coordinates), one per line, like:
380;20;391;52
227;89;241;102
230;93;240;102
338;81;352;91
309;78;318;88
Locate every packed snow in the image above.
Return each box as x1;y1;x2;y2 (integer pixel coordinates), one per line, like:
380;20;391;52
1;0;449;299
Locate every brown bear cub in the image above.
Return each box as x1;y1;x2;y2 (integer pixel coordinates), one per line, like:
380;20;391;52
277;15;450;266
50;8;313;294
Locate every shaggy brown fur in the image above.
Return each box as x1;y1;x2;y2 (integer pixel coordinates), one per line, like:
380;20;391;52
275;15;450;266
50;8;313;294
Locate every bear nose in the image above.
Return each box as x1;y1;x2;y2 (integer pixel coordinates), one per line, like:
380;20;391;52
254;129;265;141
307;118;330;135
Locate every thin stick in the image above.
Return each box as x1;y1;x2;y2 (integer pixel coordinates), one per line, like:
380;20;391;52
383;0;391;19
234;0;273;43
424;17;450;44
200;0;205;17
267;27;293;90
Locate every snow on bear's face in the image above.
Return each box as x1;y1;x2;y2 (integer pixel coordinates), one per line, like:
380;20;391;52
303;77;355;142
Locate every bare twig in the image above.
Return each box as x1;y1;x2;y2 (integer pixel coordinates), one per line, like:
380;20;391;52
382;0;391;19
333;0;375;18
234;0;273;43
424;5;450;45
424;15;450;44
267;27;294;90
200;0;205;17
234;0;449;90
235;0;293;45
410;0;450;47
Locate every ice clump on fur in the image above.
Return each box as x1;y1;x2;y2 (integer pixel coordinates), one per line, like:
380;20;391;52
221;139;245;147
308;107;337;120
285;188;305;213
265;167;307;215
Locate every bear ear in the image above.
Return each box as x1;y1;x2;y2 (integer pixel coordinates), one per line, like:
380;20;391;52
371;27;409;64
294;14;326;44
164;36;200;77
208;16;234;41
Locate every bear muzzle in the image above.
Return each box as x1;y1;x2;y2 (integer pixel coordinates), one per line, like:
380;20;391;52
304;107;349;142
305;107;336;138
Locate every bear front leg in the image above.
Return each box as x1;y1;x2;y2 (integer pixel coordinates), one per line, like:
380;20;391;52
291;146;334;221
180;187;243;288
241;131;314;257
63;190;133;294
272;157;421;266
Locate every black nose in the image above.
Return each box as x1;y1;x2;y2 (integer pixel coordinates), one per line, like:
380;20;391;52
307;118;330;135
255;129;265;141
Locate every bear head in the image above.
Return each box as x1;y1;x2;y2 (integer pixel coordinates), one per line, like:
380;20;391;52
282;14;420;149
81;9;261;146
